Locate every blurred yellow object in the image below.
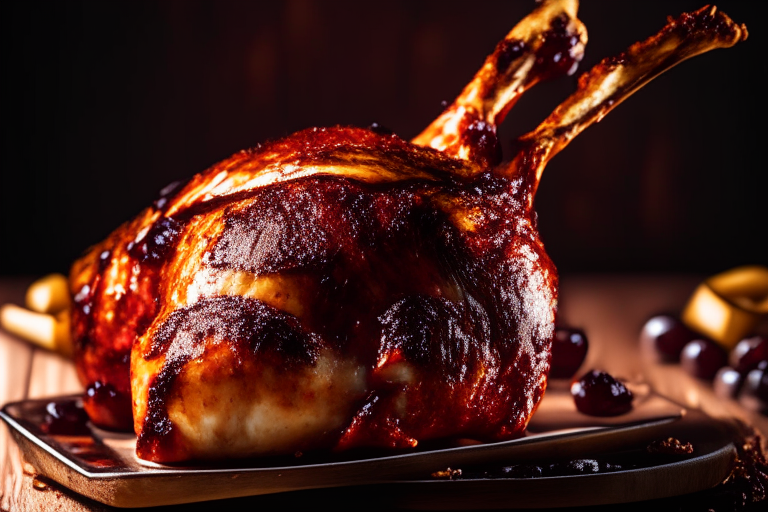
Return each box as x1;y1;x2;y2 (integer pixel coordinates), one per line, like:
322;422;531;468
0;304;72;357
25;273;70;314
682;265;768;350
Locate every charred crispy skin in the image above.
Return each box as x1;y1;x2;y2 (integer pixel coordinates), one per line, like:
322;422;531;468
69;1;746;463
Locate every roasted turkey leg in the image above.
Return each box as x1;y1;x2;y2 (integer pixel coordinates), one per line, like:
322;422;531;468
70;0;584;442
67;1;746;463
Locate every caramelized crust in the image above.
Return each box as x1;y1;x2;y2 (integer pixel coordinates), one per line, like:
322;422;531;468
126;140;557;460
70;208;160;429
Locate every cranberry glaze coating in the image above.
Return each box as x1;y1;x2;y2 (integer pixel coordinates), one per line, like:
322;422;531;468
67;1;747;462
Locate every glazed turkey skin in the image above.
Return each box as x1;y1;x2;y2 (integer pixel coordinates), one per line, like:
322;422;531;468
72;126;558;462
67;0;746;463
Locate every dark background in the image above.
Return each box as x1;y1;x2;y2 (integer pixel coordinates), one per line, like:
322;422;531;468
1;0;765;277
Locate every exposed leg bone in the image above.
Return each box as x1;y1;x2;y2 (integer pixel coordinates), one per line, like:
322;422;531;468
412;0;586;167
506;5;748;198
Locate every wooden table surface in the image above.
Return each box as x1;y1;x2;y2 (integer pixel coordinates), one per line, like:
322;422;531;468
1;275;766;511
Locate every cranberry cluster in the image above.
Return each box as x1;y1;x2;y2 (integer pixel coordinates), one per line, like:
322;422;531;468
640;315;767;414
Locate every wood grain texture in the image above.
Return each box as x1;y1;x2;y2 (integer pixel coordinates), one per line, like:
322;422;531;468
0;278;91;512
0;278;35;512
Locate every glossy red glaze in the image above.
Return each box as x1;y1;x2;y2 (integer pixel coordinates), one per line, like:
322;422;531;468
82;381;133;431
71;126;558;462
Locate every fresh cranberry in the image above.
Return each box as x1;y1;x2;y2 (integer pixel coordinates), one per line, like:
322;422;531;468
640;315;699;361
571;370;634;417
680;339;727;380
83;381;134;431
42;400;90;435
729;335;768;373
739;361;768;414
713;366;743;398
550;327;589;379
